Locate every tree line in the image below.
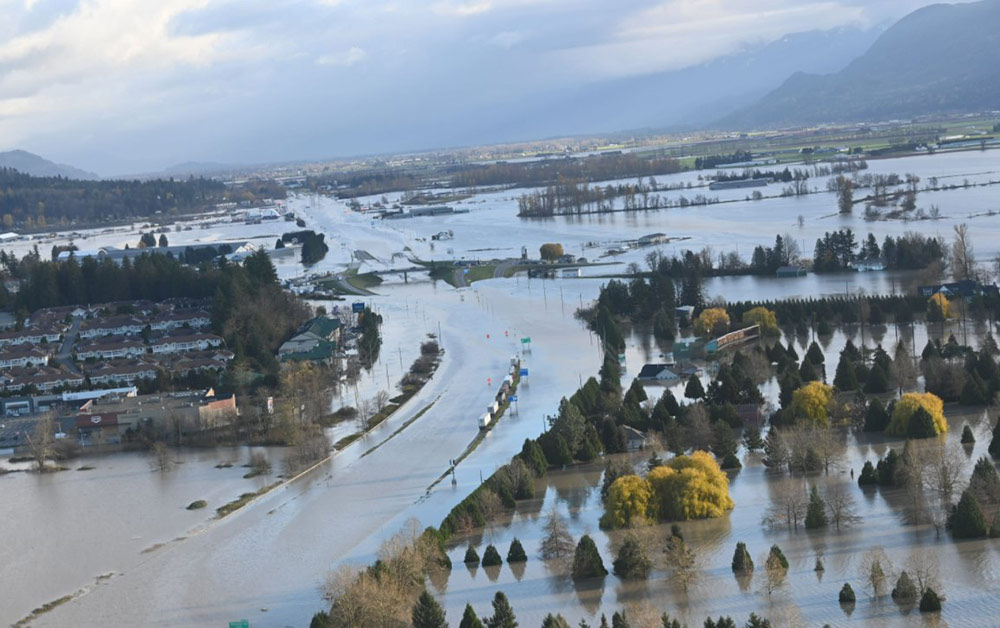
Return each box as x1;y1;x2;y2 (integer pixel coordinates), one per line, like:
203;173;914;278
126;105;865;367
0;168;229;227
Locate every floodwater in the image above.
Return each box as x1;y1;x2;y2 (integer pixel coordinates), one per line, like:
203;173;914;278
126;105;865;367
437;419;1000;628
4;147;1000;626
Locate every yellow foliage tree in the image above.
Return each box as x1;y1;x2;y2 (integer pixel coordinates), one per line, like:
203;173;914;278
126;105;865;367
600;474;653;529
693;308;730;338
789;381;835;427
926;293;951;322
742;306;779;336
647;451;733;521
886;392;947;436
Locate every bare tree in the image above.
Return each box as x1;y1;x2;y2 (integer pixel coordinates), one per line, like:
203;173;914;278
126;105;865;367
892;341;918;395
825;484;862;531
373;390;390;414
357;398;373;431
26;414;55;472
151;441;171;472
859;547;893;598
685;404;714;452
763;481;807;531
664;535;697;594
922;444;965;505
905;549;940;595
760;550;787;598
540;509;576;560
810;428;847;475
951;223;976;281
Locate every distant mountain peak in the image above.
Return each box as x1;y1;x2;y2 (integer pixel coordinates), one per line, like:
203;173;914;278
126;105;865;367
719;0;1000;128
0;150;98;180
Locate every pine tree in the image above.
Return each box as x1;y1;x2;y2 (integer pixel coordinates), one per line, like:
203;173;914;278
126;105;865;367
907;407;937;439
919;587;942;612
459;604;485;628
863;399;889;432
572;535;608;579
863;363;889;394
540;614;571;628
891;571;917;602
805;341;825;365
833;355;858;390
731;541;754;573
684;375;705;400
481;544;503;567
485;592;518;628
962;424;976;444
507;538;527;563
611;612;631;628
989;418;1000;457
805;486;828;529
464;545;480;565
412;590;448;628
951;490;987;538
742;425;764;452
858;461;879;486
798;358;819;382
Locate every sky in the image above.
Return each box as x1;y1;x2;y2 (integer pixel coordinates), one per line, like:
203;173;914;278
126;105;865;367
0;0;959;175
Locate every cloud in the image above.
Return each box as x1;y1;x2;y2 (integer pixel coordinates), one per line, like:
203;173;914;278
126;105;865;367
316;46;368;66
489;30;525;48
432;1;493;16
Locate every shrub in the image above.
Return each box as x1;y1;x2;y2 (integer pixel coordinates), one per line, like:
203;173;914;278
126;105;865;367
886;392;947;436
839;583;856;603
481;544;503;567
731;542;754;573
891;571;918;602
186;499;207;510
506;538;527;563
919;587;942;612
464;545;480;565
571;535;608;579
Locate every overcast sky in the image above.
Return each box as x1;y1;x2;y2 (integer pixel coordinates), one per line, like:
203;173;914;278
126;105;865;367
0;0;955;175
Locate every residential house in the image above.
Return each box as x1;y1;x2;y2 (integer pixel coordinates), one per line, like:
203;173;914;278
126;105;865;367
636;364;680;383
0;346;49;369
623;426;648;452
79;316;146;339
76;338;148;361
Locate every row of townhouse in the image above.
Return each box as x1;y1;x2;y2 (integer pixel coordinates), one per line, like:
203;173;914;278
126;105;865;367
148;309;212;332
0;346;50;369
149;333;224;355
0;326;64;349
78;316;147;339
0;367;84;393
85;350;234;387
75;338;148;361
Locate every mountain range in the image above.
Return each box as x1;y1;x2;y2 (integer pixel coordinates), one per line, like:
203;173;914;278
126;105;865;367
0;150;99;180
722;0;1000;128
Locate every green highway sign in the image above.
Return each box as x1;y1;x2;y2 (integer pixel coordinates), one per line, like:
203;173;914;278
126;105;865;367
520;337;531;344
229;621;249;628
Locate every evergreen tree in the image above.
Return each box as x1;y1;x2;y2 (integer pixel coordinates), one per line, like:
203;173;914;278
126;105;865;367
611;612;631;628
863;399;889;432
486;592;518;628
744;614;772;628
541;615;571;628
685;375;705;400
960;373;987;405
459;604;485;628
858;461;879;486
839;583;856;603
464;545;480;565
961;424;976;444
507;538;527;563
919;588;942;612
613;536;652;579
863;363;889;394
412;590;448;628
731;541;754;573
991;418;1000;458
798;358;819;383
762;429;790;471
481;544;503;567
805;486;828;529
805;341;825;365
833;355;858;390
742;425;764;452
951;490;987;538
768;545;789;570
907;407;937;439
572;535;608;579
891;571;917;602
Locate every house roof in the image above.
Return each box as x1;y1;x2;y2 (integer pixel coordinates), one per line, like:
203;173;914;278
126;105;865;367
302;316;341;339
